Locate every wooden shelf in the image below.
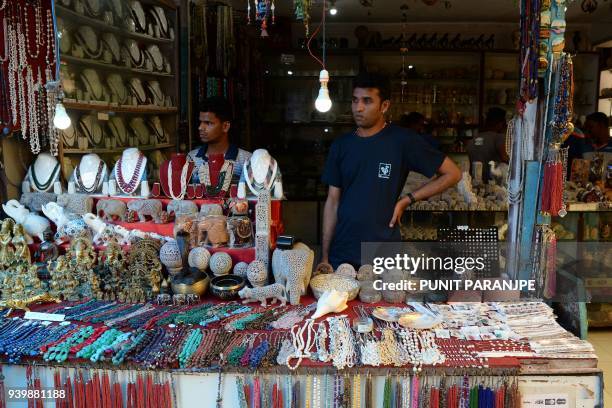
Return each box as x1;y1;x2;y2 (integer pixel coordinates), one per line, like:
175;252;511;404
63;143;174;154
60;55;175;78
56;5;174;46
63;101;177;115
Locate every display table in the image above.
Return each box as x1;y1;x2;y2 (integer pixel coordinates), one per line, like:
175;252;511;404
0;298;602;407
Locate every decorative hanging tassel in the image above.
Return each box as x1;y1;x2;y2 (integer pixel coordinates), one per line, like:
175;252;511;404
65;374;74;408
54;370;62;408
260;19;269;37
541;146;565;216
411;376;419;408
364;374;372;408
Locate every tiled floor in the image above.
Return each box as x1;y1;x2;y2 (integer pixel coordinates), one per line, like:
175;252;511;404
588;329;612;407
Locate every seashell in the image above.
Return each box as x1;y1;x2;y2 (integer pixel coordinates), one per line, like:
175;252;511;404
311;290;349;319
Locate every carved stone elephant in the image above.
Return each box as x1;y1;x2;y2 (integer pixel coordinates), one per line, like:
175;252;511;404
56;193;94;215
197;215;229;247
167;200;198;217
127;199;163;223
96;199;127;222
272;242;314;305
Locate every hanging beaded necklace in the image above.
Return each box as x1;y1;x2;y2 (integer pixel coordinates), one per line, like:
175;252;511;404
31;161;60;191
115;152;145;194
199;160;233;198
75;160;104;193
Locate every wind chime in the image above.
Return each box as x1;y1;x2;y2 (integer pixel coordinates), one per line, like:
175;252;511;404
247;0;275;37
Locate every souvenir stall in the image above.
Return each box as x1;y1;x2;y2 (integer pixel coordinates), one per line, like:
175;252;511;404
0;0;606;407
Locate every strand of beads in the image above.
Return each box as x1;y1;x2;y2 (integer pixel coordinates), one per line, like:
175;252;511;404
178;329;203;368
327;316;355;370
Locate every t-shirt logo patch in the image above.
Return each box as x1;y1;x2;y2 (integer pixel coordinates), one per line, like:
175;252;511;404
378;163;391;179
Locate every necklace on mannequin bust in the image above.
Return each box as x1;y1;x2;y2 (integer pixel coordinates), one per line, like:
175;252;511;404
31;161;60;192
244;151;277;195
115;151;145;194
199;159;233;198
76;160;104;193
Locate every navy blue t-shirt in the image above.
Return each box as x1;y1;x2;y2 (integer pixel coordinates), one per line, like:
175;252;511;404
322;124;445;268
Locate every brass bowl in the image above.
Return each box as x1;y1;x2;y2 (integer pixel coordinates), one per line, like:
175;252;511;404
210;275;246;300
171;274;210;296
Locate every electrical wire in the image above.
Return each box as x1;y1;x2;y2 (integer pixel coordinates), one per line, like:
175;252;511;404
306;0;327;69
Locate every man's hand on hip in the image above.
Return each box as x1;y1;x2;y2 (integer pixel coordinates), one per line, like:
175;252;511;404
389;196;411;228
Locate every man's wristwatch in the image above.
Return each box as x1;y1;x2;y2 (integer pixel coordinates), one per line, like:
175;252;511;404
406;192;416;204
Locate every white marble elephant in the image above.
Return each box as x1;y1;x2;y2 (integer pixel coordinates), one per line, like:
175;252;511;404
272;242;314;305
2;200;50;243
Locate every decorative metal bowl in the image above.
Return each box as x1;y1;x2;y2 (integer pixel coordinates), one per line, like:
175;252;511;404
171;271;210;296
210;275;246;300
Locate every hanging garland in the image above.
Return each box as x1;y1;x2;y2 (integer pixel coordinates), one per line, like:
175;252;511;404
0;0;57;154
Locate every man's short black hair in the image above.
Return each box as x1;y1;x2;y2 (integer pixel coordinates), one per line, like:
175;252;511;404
400;112;425;128
485;107;507;126
352;72;391;102
199;97;233;122
586;112;609;127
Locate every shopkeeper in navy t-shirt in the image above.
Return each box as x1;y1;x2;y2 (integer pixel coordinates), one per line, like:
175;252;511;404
319;72;462;269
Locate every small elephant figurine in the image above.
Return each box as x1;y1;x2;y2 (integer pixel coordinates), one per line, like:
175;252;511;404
199;203;223;217
197;215;229;247
127;199;163;223
56;193;94;215
41;202;90;243
238;283;287;307
19;192;57;213
167;200;198;217
272;242;314;305
96;199;128;222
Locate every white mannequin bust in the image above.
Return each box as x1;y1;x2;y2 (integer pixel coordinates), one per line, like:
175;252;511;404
110;148;149;197
238;148;282;199
69;153;108;195
26;152;62;193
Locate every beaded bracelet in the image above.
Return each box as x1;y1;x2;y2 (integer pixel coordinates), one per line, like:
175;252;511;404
178;329;203;368
112;329;150;365
43;326;95;362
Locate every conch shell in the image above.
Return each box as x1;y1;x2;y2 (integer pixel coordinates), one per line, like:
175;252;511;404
311;290;349;319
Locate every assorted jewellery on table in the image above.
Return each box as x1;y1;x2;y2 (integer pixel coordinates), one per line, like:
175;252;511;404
1;0;59;154
0;299;592;408
0;300;596;370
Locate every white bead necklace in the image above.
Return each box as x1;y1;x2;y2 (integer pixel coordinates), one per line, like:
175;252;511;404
286;319;316;370
167;159;191;200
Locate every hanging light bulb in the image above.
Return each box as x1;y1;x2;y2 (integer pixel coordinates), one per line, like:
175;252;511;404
53;102;71;130
329;2;338;15
315;69;332;113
